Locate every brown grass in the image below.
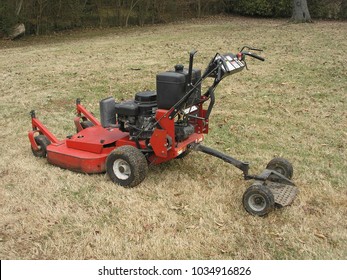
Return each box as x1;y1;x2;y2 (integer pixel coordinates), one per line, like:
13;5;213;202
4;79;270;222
0;17;346;260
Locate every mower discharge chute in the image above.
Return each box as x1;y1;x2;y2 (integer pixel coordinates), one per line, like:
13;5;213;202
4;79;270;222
28;47;298;216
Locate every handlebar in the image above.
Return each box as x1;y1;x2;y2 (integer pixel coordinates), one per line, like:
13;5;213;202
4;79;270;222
169;48;264;120
202;47;265;82
240;51;265;61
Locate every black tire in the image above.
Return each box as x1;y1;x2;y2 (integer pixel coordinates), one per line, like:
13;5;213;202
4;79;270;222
243;183;275;216
80;120;94;129
266;157;293;179
106;145;148;188
31;135;51;158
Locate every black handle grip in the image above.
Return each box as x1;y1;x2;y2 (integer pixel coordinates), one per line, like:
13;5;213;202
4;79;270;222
243;51;265;61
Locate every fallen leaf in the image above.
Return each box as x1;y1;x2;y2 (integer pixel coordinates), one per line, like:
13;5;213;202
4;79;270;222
314;232;327;240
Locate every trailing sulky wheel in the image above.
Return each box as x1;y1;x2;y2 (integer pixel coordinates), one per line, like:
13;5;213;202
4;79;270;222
266;157;293;179
106;145;148;188
242;183;275;216
31;135;51;158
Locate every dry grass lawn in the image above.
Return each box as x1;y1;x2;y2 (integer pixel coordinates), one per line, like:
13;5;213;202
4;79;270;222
0;17;346;259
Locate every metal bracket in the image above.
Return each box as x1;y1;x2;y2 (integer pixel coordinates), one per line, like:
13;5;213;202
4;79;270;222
246;169;295;186
30;110;36;119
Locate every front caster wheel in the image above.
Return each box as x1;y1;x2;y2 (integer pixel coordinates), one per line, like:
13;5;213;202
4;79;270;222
31;135;51;158
106;145;148;188
266;157;293;179
243;184;275;216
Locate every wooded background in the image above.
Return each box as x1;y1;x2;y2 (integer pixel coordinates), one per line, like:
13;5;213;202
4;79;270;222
1;0;346;36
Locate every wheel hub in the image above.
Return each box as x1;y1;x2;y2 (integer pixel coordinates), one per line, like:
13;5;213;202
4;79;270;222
274;166;285;175
248;194;266;211
113;159;131;180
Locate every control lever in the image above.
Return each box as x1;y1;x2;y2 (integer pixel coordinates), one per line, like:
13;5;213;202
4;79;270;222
188;50;198;85
242;51;265;61
237;46;265;70
240;46;263;52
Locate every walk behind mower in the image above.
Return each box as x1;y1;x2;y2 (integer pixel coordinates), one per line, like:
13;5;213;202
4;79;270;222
28;47;298;216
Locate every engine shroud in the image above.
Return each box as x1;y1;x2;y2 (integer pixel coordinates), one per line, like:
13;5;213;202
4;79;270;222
114;65;201;142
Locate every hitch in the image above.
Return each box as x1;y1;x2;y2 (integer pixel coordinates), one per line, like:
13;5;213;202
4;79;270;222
193;144;250;177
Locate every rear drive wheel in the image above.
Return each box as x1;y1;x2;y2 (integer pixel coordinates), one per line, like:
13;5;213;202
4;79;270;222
106;145;148;188
243;183;275;216
31;135;51;158
266;157;293;179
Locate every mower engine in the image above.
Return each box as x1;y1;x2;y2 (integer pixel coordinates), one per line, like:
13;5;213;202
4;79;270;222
115;91;157;140
109;64;201;142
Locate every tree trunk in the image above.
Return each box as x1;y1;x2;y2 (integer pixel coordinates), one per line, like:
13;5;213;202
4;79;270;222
35;0;48;35
137;0;150;27
15;0;24;16
151;0;156;24
291;0;312;22
197;0;201;18
125;0;141;27
95;0;103;28
341;0;347;19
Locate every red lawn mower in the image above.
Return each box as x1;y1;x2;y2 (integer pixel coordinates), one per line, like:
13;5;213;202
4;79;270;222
28;47;298;216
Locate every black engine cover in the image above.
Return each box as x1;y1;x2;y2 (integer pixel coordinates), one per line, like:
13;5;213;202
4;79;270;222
115;100;139;116
115;91;157;117
156;66;201;110
134;91;157;116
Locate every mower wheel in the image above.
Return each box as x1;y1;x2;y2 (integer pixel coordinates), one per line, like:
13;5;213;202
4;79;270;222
106;145;148;188
31;135;51;158
81;120;94;129
243;183;275;216
266;157;293;179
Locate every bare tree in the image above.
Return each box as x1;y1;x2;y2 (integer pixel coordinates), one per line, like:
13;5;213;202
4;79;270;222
35;0;48;35
291;0;312;22
195;0;222;18
125;0;141;27
341;0;347;18
15;0;24;16
136;0;151;26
